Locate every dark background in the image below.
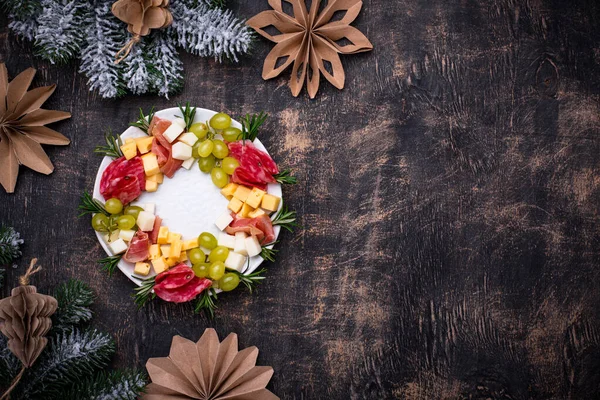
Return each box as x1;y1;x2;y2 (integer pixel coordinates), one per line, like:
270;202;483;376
2;0;600;398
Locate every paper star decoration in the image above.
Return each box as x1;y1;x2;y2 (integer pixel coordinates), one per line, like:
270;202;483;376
0;64;71;193
247;0;373;98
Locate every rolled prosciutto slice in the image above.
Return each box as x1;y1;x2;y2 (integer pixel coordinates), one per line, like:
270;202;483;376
225;213;275;244
149;117;183;178
153;264;212;303
100;156;145;204
149;216;162;244
123;230;150;263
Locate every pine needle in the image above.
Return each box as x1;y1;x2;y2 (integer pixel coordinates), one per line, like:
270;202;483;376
273;169;297;184
194;288;217;319
178;101;196;131
99;255;122;276
132;276;156;309
129;107;155;134
78;191;108;217
52;280;94;332
94;129;123;158
241;112;267;142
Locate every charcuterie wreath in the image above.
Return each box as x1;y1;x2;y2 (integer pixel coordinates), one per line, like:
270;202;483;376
78;104;297;317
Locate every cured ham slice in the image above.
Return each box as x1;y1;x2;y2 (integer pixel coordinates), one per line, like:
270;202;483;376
228;141;278;189
123;230;150;263
225;213;276;244
153;264;212;303
149;216;162;244
149;116;183;178
100;156;145;204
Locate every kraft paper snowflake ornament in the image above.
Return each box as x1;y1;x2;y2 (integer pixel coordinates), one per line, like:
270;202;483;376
247;0;373;98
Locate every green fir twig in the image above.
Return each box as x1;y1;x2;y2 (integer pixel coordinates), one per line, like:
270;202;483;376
272;203;298;232
132;276;156;309
94;130;123;158
99;255;122;276
129;107;155;134
178;101;196;131
260;242;279;262
78;191;108;217
241;112;267;142
0;225;23;266
194;288;217;318
233;268;267;294
273;169;297;185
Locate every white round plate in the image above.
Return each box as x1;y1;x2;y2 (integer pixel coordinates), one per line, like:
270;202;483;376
93;107;282;286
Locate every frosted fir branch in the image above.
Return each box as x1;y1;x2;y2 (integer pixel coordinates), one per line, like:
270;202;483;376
1;0;41;21
8;17;39;41
52;279;95;332
123;42;151;95
62;370;147;400
34;0;89;64
0;225;23;265
18;329;115;398
79;0;127;98
0;335;21;388
170;0;253;62
147;31;184;98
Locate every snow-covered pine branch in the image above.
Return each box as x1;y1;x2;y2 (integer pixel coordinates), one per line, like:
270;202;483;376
148;31;184;98
123;42;151;95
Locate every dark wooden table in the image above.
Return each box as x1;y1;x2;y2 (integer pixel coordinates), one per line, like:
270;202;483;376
2;1;600;398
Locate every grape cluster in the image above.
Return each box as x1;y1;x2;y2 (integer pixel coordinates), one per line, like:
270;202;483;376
190;232;240;291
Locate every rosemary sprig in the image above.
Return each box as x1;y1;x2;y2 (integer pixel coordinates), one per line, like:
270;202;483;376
129;106;155;134
260;242;279;262
99;254;122;276
178;101;196;131
195;288;218;318
133;276;156;309
94;129;123;158
272;203;298;233
78;191;108;217
273;169;297;185
233;268;267;294
241;112;267;142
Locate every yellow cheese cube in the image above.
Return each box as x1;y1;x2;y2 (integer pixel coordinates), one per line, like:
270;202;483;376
135;136;154;154
120;141;138;160
233;185;252;202
240;202;253;218
160;244;171;256
134;262;151;276
248;208;267;219
182;238;199;251
178;251;188;262
151;257;168;274
147;173;164;184
157;227;169;244
261;194;281;212
145;180;158;192
125;138;135;144
141;153;160;176
167;232;181;243
246;187;266;209
220;183;239;199
169;240;182;259
165;257;179;267
228;197;243;213
148;244;161;260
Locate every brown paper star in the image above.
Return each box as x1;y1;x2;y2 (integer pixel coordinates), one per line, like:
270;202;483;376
0;64;71;194
247;0;373;98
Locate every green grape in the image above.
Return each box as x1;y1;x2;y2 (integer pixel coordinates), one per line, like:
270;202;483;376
212;140;229;159
198;155;216;173
222;127;242;142
117;215;136;230
190;122;209;140
192;141;203;158
210;113;232;130
198;232;217;250
91;213;109;232
192;263;210;278
105;198;123;215
197;140;214;158
188;248;206;265
211;167;228;188
209;246;229;263
221;157;240;175
124;205;144;219
109;214;120;229
219;273;240;292
209;261;226;280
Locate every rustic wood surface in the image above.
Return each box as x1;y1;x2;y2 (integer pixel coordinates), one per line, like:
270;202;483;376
2;0;600;398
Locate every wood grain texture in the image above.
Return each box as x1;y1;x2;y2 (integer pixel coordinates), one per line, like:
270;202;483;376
2;0;600;398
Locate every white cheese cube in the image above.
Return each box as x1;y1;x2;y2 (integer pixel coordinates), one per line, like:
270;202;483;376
224;252;247;272
171;142;192;160
143;203;155;214
137;210;156;232
215;212;234;231
245;236;261;257
119;229;135;242
163;123;184;143
172;118;186;129
218;233;236;249
109;238;128;255
178;132;198;147
234;232;248;255
181;157;195;170
102;230;120;244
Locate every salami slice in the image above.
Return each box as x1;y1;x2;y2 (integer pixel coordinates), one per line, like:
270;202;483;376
228;141;278;189
154;264;212;303
123;230;150;263
99;156;145;204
